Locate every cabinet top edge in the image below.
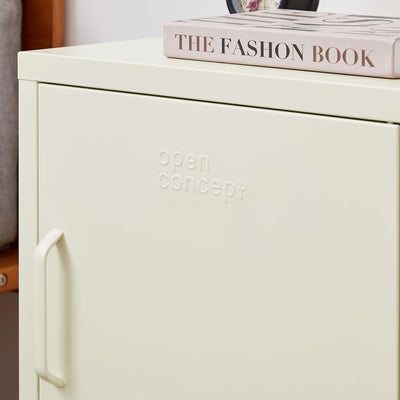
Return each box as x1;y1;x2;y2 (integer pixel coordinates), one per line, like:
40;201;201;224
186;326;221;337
17;37;400;123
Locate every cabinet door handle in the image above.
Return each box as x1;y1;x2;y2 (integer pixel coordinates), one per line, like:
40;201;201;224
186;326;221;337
34;228;65;388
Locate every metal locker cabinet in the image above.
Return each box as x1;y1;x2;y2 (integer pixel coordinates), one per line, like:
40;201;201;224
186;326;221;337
19;38;400;400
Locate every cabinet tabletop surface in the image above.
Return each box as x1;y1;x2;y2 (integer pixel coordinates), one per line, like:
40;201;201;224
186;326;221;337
18;37;400;123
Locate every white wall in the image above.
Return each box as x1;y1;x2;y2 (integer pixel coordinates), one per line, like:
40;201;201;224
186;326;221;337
318;0;400;15
65;0;227;46
65;0;400;46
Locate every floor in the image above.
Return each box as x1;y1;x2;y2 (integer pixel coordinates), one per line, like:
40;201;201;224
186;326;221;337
0;291;19;400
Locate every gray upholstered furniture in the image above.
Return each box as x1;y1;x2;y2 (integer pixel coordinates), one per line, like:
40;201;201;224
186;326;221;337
0;0;21;248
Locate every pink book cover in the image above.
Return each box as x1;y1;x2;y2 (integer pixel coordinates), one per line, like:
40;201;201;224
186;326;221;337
163;9;400;78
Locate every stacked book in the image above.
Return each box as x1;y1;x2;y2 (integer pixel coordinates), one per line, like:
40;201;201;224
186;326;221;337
164;9;400;78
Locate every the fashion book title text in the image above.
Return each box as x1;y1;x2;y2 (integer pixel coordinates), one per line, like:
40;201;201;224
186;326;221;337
173;34;375;68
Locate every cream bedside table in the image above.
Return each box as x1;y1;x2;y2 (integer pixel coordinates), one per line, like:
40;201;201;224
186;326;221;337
19;38;400;400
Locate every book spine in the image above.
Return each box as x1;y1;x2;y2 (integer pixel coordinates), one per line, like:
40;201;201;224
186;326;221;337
164;23;398;78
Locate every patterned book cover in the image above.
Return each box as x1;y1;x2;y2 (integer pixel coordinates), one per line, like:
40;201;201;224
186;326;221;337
164;9;400;78
230;0;282;12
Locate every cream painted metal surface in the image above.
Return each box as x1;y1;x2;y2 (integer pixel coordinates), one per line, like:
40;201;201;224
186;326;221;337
17;38;400;124
32;82;399;400
19;38;400;400
19;79;40;400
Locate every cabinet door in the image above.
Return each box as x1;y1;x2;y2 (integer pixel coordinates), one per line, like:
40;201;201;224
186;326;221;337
37;83;399;400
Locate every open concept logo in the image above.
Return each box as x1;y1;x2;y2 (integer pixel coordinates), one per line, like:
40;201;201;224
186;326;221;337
159;149;246;203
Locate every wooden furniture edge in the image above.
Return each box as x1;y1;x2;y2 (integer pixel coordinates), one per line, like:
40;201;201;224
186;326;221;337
0;249;19;293
22;0;65;51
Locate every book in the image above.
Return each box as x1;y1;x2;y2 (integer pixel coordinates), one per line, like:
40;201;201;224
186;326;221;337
163;9;400;78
